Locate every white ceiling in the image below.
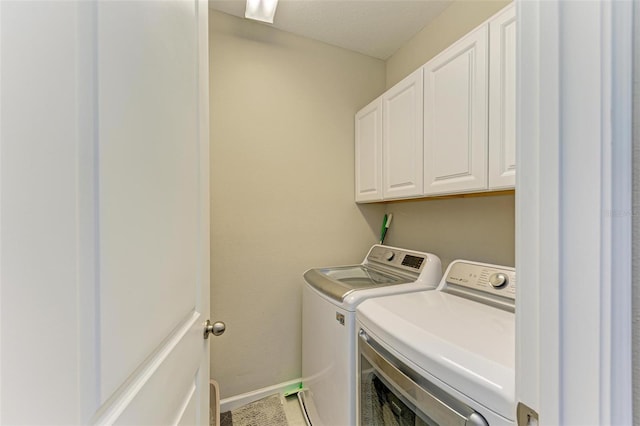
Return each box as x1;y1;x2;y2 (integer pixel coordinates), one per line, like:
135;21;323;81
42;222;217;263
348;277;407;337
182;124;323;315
209;0;454;60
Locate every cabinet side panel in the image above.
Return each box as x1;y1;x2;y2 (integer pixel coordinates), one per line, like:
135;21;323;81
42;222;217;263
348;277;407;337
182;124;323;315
489;5;516;189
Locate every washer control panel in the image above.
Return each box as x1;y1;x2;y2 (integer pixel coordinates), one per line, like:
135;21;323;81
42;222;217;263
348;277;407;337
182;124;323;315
445;261;516;301
367;245;427;275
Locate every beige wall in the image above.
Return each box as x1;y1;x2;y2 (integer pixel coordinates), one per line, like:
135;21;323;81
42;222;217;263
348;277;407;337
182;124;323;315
386;0;511;88
209;10;386;399
384;194;515;268
383;0;515;269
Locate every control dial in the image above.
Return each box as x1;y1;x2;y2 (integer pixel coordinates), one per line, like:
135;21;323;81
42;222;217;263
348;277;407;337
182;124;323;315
489;272;508;289
384;251;395;261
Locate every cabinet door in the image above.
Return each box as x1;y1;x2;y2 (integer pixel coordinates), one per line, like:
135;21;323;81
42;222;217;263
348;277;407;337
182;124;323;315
383;68;424;199
423;26;488;195
488;4;516;189
355;97;383;202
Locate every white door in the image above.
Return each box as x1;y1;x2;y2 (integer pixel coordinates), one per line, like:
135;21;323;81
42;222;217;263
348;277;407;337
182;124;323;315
382;68;424;200
0;1;211;424
355;97;383;202
423;25;488;196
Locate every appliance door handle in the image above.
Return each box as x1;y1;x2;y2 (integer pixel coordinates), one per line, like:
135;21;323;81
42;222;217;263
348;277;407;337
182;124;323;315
358;330;488;426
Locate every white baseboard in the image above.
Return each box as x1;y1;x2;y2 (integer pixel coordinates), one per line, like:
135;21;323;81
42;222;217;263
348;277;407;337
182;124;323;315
219;378;302;413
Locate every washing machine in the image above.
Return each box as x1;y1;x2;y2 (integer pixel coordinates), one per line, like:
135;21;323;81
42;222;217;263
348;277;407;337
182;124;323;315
356;260;516;426
300;244;442;426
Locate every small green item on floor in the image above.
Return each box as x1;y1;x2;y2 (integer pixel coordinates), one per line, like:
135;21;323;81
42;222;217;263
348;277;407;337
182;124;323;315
282;382;303;397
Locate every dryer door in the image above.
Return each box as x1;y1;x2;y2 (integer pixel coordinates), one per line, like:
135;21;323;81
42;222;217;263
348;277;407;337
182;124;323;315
358;329;488;426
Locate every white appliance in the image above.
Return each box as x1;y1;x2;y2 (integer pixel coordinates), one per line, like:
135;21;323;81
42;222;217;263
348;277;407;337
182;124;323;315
300;245;442;426
356;260;516;426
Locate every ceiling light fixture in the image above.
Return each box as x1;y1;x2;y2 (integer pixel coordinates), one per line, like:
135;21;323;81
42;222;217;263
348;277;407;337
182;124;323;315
245;0;279;24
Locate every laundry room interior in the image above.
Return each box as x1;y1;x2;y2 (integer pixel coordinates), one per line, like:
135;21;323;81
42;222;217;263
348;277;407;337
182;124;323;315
209;0;516;421
2;0;634;423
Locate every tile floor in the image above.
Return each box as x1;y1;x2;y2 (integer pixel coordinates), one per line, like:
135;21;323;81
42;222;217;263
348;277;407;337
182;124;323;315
215;393;306;426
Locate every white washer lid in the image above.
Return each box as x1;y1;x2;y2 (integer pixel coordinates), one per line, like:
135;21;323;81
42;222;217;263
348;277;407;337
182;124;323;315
356;290;515;421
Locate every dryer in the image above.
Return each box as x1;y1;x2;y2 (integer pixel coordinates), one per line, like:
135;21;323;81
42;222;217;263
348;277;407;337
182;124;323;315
356;260;516;425
300;245;442;426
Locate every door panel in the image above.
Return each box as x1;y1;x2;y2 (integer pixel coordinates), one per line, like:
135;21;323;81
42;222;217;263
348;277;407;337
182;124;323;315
430;52;473;178
0;1;210;424
383;68;424;199
177;385;199;426
355;98;383;202
97;0;201;401
98;314;202;424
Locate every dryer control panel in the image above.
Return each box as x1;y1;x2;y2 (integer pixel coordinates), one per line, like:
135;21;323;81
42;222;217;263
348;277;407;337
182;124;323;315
444;261;516;304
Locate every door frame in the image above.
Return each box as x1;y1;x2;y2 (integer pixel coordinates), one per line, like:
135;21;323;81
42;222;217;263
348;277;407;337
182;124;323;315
516;0;633;423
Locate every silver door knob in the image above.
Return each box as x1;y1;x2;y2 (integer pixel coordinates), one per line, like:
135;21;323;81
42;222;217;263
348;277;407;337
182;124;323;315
204;320;226;339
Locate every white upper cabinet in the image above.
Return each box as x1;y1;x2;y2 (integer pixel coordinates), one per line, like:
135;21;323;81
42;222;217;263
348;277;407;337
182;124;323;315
383;68;424;200
355;97;383;202
354;4;516;202
423;25;489;195
488;4;516;189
